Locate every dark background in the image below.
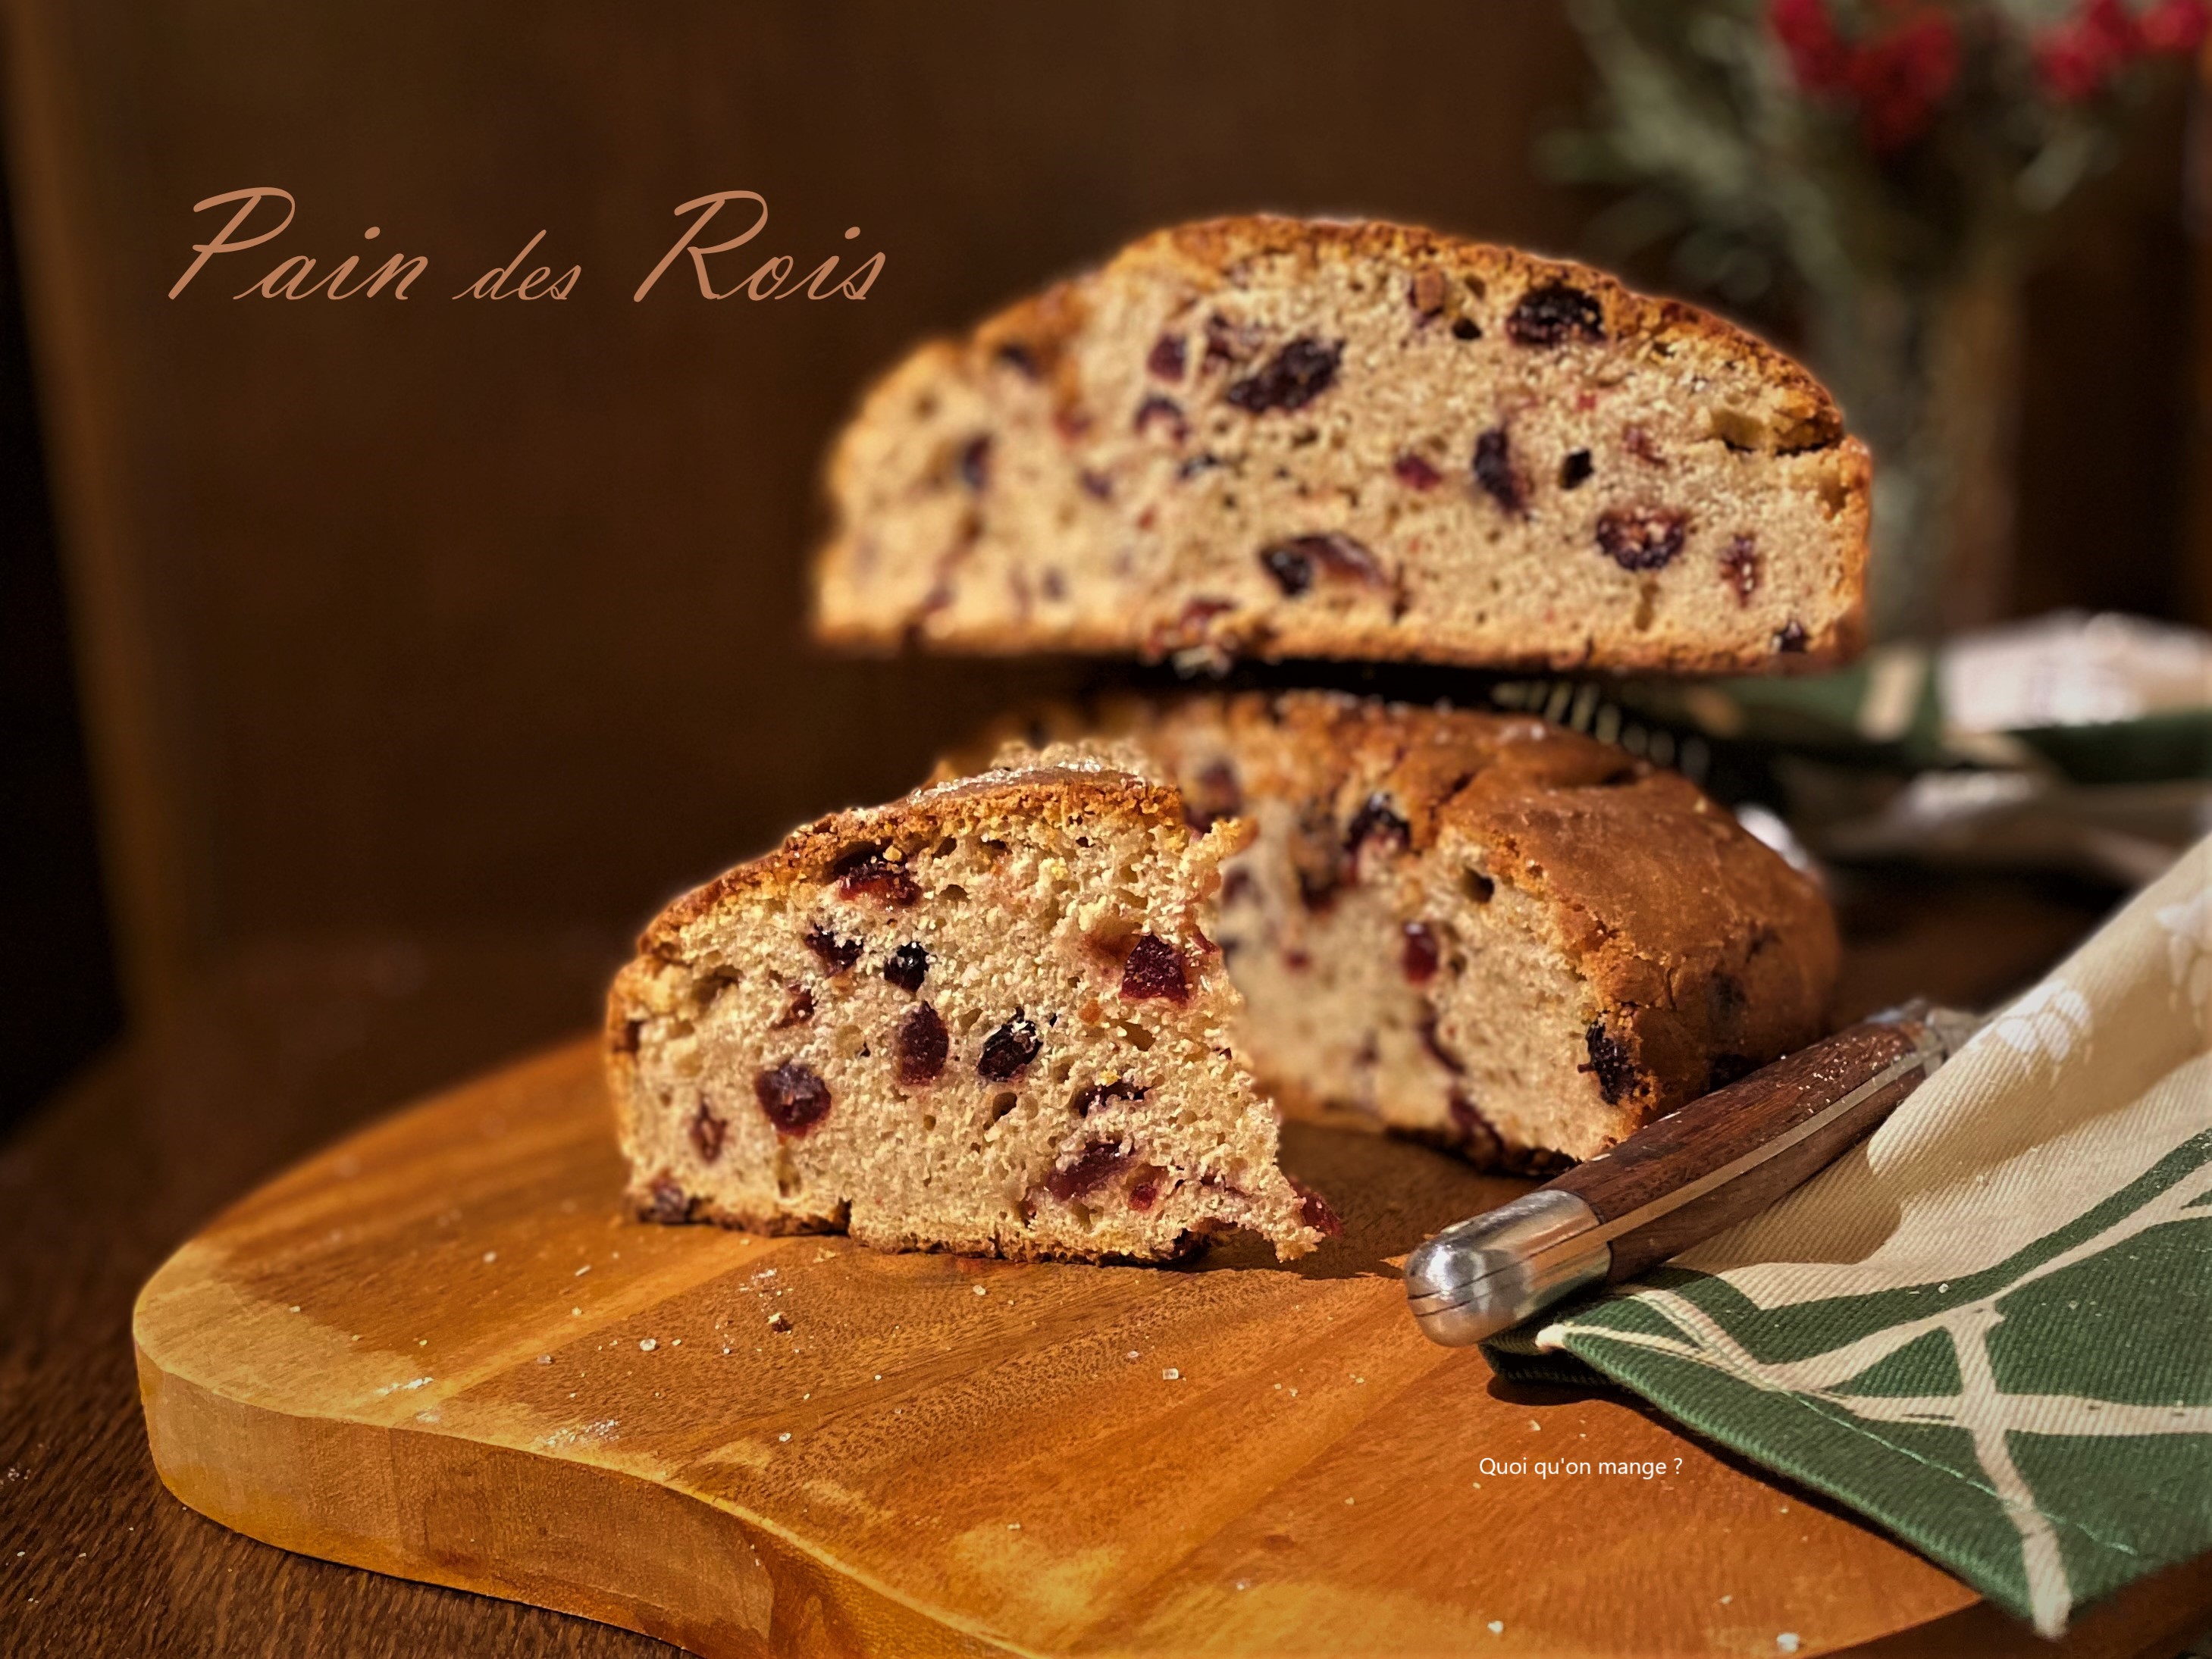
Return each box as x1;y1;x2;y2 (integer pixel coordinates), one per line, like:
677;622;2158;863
2;2;2204;1132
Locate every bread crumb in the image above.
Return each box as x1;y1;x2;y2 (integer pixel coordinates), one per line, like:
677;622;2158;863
481;1251;497;1263
973;1285;988;1297
1776;1639;1800;1654
1161;1367;1180;1380
1488;1621;1504;1635
639;1338;658;1352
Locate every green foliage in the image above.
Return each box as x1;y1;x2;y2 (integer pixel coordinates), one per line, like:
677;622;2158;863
1547;0;2173;309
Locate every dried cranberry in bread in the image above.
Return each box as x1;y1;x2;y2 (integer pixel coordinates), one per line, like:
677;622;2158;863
815;216;1869;675
978;692;1839;1169
606;762;1333;1262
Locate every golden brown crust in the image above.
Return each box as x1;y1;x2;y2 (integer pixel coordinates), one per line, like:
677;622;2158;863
1219;691;1837;1120
635;762;1185;956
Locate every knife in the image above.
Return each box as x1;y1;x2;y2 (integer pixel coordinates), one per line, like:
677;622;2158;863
1403;1000;1987;1347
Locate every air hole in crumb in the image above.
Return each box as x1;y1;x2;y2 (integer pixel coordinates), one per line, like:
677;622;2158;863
939;884;969;902
774;1145;801;1199
1121;1024;1156;1052
989;1092;1018;1123
1463;869;1496;903
934;836;957;857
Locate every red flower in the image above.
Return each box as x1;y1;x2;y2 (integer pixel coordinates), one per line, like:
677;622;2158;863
2036;0;2201;99
2035;18;2100;102
2140;0;2210;52
2080;0;2145;57
1847;11;1962;154
1772;0;1851;92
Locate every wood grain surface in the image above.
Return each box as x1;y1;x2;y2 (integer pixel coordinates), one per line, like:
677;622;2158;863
0;916;2198;1657
126;1031;2205;1659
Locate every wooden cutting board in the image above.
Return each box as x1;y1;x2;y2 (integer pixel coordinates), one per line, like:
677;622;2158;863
134;1037;2120;1658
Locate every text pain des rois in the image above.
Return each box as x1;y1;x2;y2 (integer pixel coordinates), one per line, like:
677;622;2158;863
168;189;884;304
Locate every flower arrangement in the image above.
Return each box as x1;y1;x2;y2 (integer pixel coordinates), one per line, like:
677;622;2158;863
1550;0;2203;637
1555;0;2201;306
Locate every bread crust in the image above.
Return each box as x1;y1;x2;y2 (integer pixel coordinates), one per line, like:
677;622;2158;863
814;214;1871;675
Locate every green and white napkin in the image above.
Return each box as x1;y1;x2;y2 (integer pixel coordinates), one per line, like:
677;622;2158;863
1488;834;2212;1636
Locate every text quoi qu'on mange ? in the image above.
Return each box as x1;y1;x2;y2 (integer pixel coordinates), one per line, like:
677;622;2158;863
167;188;885;303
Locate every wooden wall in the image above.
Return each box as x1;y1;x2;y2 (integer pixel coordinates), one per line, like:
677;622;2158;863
2;1;2201;1027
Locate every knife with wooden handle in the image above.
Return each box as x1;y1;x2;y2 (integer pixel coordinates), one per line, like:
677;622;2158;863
1404;1000;1986;1347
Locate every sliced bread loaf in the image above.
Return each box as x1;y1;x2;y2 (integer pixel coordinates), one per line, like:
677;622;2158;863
608;762;1334;1261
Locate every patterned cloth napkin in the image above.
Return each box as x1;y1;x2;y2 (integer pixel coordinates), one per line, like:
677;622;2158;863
1487;834;2212;1636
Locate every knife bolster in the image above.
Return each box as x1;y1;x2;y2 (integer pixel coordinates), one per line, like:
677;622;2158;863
1403;1189;1610;1347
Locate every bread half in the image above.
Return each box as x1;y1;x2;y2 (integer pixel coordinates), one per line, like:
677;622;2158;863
609;762;1334;1262
815;216;1869;675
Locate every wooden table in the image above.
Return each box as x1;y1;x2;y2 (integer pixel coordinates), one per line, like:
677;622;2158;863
7;878;2207;1657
